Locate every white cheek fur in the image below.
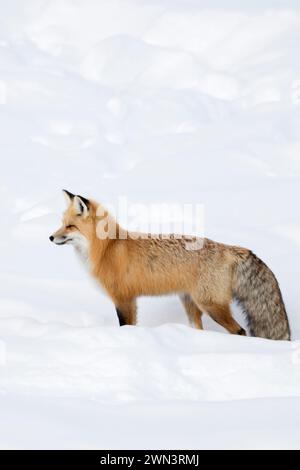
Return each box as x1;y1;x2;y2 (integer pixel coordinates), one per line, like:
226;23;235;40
69;232;90;267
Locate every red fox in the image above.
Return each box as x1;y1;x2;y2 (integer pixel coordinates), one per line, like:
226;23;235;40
50;190;291;340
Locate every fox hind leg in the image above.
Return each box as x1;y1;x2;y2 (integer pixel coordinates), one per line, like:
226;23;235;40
201;302;246;336
180;294;203;329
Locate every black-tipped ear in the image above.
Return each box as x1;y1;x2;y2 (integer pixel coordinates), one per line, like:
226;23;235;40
62;189;75;204
74;195;89;217
77;195;90;210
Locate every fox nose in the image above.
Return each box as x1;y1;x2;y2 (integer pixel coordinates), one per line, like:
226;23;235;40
49;235;54;242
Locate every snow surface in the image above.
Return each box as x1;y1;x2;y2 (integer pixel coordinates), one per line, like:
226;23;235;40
1;0;300;450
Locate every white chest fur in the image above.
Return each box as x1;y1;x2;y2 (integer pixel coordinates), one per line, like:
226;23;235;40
72;233;91;270
71;233;107;296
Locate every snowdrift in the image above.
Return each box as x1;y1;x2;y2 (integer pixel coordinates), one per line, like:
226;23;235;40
1;0;300;449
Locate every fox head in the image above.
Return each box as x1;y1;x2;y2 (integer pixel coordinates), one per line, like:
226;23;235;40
49;190;96;248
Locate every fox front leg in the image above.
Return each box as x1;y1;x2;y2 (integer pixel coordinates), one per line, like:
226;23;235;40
115;299;137;326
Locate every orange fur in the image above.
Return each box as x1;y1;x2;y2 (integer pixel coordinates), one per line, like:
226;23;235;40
51;193;249;335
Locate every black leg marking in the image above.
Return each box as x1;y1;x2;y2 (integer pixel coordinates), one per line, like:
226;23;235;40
116;308;126;327
238;328;246;336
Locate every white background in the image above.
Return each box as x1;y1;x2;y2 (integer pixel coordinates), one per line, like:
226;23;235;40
0;0;300;449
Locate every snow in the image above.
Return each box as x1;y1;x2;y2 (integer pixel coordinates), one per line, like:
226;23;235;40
1;0;300;450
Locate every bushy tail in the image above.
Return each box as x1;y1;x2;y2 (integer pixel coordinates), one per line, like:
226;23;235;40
233;251;291;340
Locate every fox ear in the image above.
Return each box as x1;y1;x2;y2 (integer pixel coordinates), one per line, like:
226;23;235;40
73;195;90;217
62;189;75;205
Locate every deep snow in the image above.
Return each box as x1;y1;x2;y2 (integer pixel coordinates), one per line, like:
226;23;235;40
1;0;300;449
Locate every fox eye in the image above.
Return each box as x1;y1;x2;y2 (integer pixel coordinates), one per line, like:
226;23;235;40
66;225;77;230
